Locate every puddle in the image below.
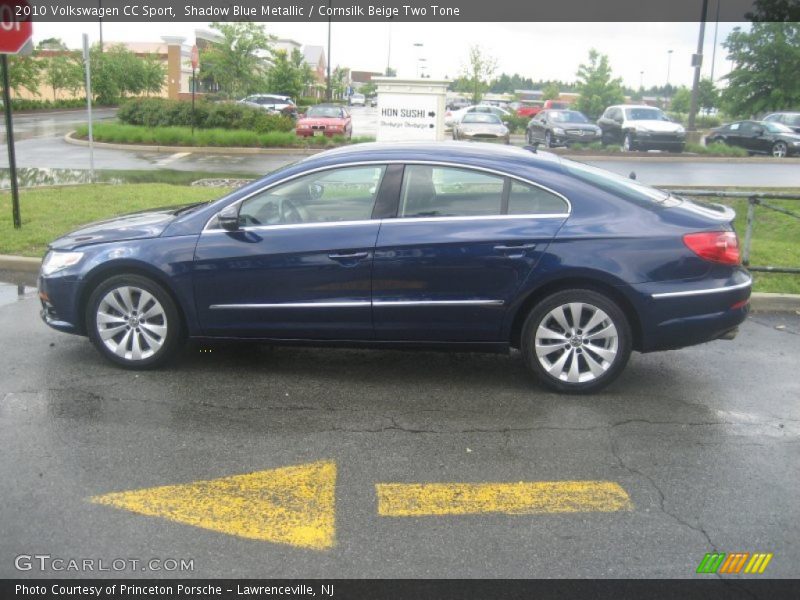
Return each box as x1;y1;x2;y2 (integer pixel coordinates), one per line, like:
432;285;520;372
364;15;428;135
0;281;37;308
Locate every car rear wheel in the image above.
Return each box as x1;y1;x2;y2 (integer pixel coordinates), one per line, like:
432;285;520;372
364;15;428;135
86;274;183;369
772;141;788;158
521;289;632;393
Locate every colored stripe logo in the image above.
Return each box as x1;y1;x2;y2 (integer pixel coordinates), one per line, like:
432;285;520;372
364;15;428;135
697;552;773;574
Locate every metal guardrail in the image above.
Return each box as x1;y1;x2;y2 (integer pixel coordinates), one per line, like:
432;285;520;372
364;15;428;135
666;190;800;275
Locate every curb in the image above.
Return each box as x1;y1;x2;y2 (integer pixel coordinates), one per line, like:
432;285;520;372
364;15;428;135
0;254;797;313
64;132;325;157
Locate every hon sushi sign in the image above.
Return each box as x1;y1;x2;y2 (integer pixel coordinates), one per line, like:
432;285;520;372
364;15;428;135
374;78;449;142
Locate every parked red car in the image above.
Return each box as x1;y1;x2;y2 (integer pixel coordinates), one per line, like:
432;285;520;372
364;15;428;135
515;101;544;118
295;104;353;138
543;99;571;110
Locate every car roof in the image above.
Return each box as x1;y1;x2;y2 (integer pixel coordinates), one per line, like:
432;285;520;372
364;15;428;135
297;142;563;174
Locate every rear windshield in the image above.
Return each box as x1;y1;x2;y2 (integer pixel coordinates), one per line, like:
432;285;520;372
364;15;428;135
563;159;679;206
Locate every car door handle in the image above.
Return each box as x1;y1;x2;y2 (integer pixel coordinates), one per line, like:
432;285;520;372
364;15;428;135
494;243;537;252
328;251;369;260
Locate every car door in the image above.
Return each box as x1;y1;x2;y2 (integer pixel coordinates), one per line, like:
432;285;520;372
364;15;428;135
193;164;394;339
737;121;764;153
371;164;569;342
529;112;547;141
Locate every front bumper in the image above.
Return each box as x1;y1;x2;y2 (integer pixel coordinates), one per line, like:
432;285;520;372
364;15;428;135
38;274;83;335
295;130;345;138
631;132;685;150
554;131;601;146
630;271;752;352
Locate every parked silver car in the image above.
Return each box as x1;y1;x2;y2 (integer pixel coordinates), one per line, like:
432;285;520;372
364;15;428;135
452;113;510;143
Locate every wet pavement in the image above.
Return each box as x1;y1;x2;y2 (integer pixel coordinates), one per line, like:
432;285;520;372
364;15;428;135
2;106;800;187
1;286;798;578
0;108;117;143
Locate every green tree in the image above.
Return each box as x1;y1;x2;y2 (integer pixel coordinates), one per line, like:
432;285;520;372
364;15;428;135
721;22;800;116
575;49;625;119
142;54;166;96
330;66;349;99
360;81;377;97
670;87;692;113
698;78;719;112
460;45;497;104
199;22;274;99
268;50;302;99
542;82;561;101
36;38;68;51
41;51;84;101
5;55;42;96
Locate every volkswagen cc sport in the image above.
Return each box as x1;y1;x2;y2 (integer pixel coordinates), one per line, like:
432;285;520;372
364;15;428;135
38;143;751;393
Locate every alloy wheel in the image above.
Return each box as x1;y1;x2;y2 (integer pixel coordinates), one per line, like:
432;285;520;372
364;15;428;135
623;134;633;152
772;142;788;158
96;285;168;361
534;302;619;384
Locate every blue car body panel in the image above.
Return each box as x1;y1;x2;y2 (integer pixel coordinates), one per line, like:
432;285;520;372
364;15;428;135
38;142;750;354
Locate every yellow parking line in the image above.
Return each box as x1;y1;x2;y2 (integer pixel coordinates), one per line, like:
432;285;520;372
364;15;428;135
376;480;632;516
90;461;336;550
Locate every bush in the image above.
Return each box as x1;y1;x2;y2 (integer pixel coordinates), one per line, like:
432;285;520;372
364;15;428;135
686;141;748;157
504;114;529;134
73;122;375;148
117;98;294;133
9;98;92;111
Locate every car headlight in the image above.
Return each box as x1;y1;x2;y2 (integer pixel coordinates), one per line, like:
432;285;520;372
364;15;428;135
553;127;565;135
41;251;84;276
675;126;686;134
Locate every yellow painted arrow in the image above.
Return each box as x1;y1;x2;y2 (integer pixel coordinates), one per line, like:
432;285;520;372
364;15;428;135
376;480;632;516
89;461;336;550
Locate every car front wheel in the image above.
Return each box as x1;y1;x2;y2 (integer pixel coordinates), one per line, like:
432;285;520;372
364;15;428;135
544;131;553;148
521;289;632;393
86;274;183;369
623;133;636;152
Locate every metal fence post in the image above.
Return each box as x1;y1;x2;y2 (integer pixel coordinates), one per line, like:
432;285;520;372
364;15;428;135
742;196;756;267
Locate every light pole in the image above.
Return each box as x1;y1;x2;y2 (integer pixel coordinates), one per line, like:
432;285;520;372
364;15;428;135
688;0;710;132
665;49;673;108
417;58;427;78
639;70;644;91
413;42;423;78
325;0;332;101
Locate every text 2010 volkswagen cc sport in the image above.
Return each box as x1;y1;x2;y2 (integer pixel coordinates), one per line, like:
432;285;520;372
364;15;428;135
38;143;751;393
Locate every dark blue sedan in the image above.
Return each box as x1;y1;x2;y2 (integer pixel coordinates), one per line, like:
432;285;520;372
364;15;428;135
38;143;751;393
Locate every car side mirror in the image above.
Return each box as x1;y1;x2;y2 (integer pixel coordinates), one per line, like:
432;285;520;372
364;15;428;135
218;204;240;231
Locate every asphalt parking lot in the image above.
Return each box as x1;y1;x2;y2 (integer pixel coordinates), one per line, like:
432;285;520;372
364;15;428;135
1;279;798;579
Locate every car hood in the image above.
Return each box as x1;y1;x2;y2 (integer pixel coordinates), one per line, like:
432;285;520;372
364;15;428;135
48;207;180;251
298;117;346;126
630;120;684;133
460;124;508;135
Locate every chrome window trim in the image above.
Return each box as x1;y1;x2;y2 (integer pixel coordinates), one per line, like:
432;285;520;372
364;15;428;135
650;277;752;299
209;299;504;310
202;159;572;232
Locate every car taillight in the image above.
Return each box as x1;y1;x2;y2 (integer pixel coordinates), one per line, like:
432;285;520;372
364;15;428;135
683;231;741;265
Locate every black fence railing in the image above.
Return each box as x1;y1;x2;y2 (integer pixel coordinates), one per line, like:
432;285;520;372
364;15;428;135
665;190;800;275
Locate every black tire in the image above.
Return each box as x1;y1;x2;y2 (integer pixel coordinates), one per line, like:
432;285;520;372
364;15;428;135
520;289;632;394
85;274;184;369
623;133;636;152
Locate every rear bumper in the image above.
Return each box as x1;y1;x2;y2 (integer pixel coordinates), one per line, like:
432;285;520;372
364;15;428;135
630;271;752;352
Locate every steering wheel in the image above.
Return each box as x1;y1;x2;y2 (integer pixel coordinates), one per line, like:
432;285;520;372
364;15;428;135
278;198;305;224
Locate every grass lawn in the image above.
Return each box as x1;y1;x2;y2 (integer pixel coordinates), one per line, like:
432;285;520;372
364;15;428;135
0;184;231;258
0;183;798;294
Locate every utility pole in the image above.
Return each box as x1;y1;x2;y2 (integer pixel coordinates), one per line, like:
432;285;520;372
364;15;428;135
688;0;710;132
709;0;721;81
326;0;332;101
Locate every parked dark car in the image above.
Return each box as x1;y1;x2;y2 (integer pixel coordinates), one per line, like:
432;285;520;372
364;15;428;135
597;105;685;152
763;111;800;133
453;113;510;143
526;110;602;147
38;143;750;393
706;120;800;157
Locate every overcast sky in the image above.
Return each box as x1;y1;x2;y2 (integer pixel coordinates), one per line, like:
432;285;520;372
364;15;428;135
31;21;745;89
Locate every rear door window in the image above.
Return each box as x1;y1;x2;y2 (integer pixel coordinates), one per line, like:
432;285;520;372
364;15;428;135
398;166;504;218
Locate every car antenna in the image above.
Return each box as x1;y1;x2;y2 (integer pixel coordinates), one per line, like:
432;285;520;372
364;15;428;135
629;171;637;180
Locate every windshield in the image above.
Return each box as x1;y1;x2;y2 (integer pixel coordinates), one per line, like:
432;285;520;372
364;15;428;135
763;121;794;134
306;106;343;118
550;111;589;124
563;159;676;205
463;114;502;124
625;107;668;121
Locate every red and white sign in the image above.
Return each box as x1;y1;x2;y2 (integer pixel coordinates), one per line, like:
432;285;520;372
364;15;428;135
0;1;33;55
191;45;199;70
